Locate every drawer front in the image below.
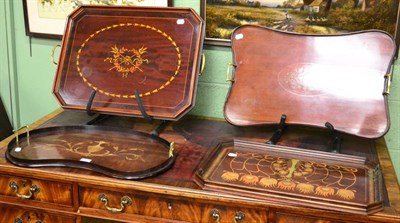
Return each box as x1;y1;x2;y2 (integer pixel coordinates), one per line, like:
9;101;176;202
0;205;75;223
273;212;359;223
0;174;73;207
79;187;268;222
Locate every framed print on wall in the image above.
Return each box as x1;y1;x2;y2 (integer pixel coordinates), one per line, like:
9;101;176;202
201;0;400;49
23;0;173;39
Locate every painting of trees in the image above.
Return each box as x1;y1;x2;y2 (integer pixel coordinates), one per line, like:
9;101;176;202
204;0;399;46
326;0;398;34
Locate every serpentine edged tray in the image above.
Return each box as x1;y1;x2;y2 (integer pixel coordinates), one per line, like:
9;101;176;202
6;125;176;180
224;25;396;138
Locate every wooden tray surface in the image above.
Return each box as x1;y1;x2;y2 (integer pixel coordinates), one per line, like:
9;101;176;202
195;140;383;215
224;25;396;138
53;6;204;120
6;125;176;180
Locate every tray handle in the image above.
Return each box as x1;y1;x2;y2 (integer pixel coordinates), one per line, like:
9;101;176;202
51;44;61;65
13;125;30;147
384;73;392;95
226;63;237;83
200;53;206;75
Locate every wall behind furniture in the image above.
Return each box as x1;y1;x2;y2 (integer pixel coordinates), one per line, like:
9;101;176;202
0;0;17;127
0;0;399;181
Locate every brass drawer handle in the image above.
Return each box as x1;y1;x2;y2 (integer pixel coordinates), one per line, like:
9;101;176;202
234;211;246;223
99;193;132;213
210;209;220;223
14;218;42;223
9;181;40;199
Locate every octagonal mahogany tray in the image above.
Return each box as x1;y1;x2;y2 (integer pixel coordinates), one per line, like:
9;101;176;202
195;140;383;215
224;25;396;138
6;126;176;180
53;6;204;120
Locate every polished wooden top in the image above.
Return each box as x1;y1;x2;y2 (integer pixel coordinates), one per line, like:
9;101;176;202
0;108;399;222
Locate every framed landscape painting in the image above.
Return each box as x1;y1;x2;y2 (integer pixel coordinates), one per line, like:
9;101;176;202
201;0;400;48
23;0;173;39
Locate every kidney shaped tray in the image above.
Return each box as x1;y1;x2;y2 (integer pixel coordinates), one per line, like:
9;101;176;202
225;25;396;138
195;140;383;215
53;6;204;120
6;126;176;180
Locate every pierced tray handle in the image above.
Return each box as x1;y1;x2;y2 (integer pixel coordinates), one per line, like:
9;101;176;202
51;44;61;65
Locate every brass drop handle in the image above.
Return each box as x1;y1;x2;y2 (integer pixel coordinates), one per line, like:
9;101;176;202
9;181;40;199
14;219;42;223
234;211;246;223
210;209;221;223
99;193;132;213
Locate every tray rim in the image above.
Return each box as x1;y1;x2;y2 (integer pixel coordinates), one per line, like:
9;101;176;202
6;125;177;180
224;24;396;139
195;139;383;215
52;5;205;121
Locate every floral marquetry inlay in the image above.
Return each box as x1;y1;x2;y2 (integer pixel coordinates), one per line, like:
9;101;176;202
104;45;149;78
216;151;360;201
75;23;182;99
34;139;145;161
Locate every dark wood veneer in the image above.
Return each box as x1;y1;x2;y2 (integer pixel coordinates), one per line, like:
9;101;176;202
53;6;205;121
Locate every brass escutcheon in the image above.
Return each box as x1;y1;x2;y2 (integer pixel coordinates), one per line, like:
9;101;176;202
234;211;246;223
210;208;221;223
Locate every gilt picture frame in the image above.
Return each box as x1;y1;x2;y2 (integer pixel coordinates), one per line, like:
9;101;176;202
201;0;400;49
23;0;173;39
